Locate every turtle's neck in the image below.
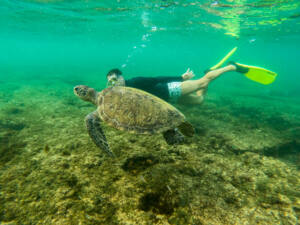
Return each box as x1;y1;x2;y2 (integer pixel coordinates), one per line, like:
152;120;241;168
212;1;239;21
90;90;98;106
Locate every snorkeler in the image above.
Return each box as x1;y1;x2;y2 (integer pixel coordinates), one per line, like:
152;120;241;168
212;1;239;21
106;64;236;105
106;47;277;105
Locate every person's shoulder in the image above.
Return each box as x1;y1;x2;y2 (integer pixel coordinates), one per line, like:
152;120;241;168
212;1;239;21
128;76;153;81
125;77;143;85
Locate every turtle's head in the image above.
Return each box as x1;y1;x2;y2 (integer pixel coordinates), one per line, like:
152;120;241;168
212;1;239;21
74;85;97;105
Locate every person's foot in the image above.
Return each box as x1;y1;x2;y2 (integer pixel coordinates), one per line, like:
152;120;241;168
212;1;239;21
227;64;236;71
228;61;249;73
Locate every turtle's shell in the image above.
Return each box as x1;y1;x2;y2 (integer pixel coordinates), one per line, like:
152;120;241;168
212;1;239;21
97;86;186;134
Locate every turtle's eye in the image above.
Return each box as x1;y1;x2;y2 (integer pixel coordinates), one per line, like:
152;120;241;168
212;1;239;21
82;89;88;96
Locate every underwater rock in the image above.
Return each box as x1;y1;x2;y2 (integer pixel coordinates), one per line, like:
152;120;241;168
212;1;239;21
263;140;300;157
121;155;159;174
139;191;178;215
0;120;26;131
4;107;23;115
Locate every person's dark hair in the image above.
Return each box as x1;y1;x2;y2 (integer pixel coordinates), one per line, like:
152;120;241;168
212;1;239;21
106;68;122;77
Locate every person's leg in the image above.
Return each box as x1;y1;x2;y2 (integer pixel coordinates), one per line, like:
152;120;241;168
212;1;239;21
177;87;208;105
180;64;236;96
177;92;204;105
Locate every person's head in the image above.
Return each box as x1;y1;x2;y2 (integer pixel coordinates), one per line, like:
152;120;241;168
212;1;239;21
73;85;97;105
106;68;125;87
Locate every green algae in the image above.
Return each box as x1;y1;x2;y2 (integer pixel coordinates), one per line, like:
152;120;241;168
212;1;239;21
0;82;299;225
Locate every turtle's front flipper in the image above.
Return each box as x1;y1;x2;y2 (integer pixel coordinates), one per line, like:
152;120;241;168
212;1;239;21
163;128;185;145
85;111;114;157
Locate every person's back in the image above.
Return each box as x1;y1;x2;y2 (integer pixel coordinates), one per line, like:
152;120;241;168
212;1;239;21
125;76;183;101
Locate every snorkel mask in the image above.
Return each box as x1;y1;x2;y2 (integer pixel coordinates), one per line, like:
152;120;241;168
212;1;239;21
107;74;125;87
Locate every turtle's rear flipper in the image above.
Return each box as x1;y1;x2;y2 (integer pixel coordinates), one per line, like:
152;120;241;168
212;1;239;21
178;121;194;137
163;129;185;145
85;111;115;157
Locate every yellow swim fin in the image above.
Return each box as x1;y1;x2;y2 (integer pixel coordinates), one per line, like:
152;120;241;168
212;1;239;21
233;62;277;85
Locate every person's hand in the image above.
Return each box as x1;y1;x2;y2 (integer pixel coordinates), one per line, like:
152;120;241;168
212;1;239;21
181;68;195;80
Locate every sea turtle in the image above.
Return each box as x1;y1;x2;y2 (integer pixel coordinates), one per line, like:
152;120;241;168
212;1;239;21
74;85;194;156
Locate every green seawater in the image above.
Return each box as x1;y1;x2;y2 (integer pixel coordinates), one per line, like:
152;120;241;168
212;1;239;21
0;1;300;224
